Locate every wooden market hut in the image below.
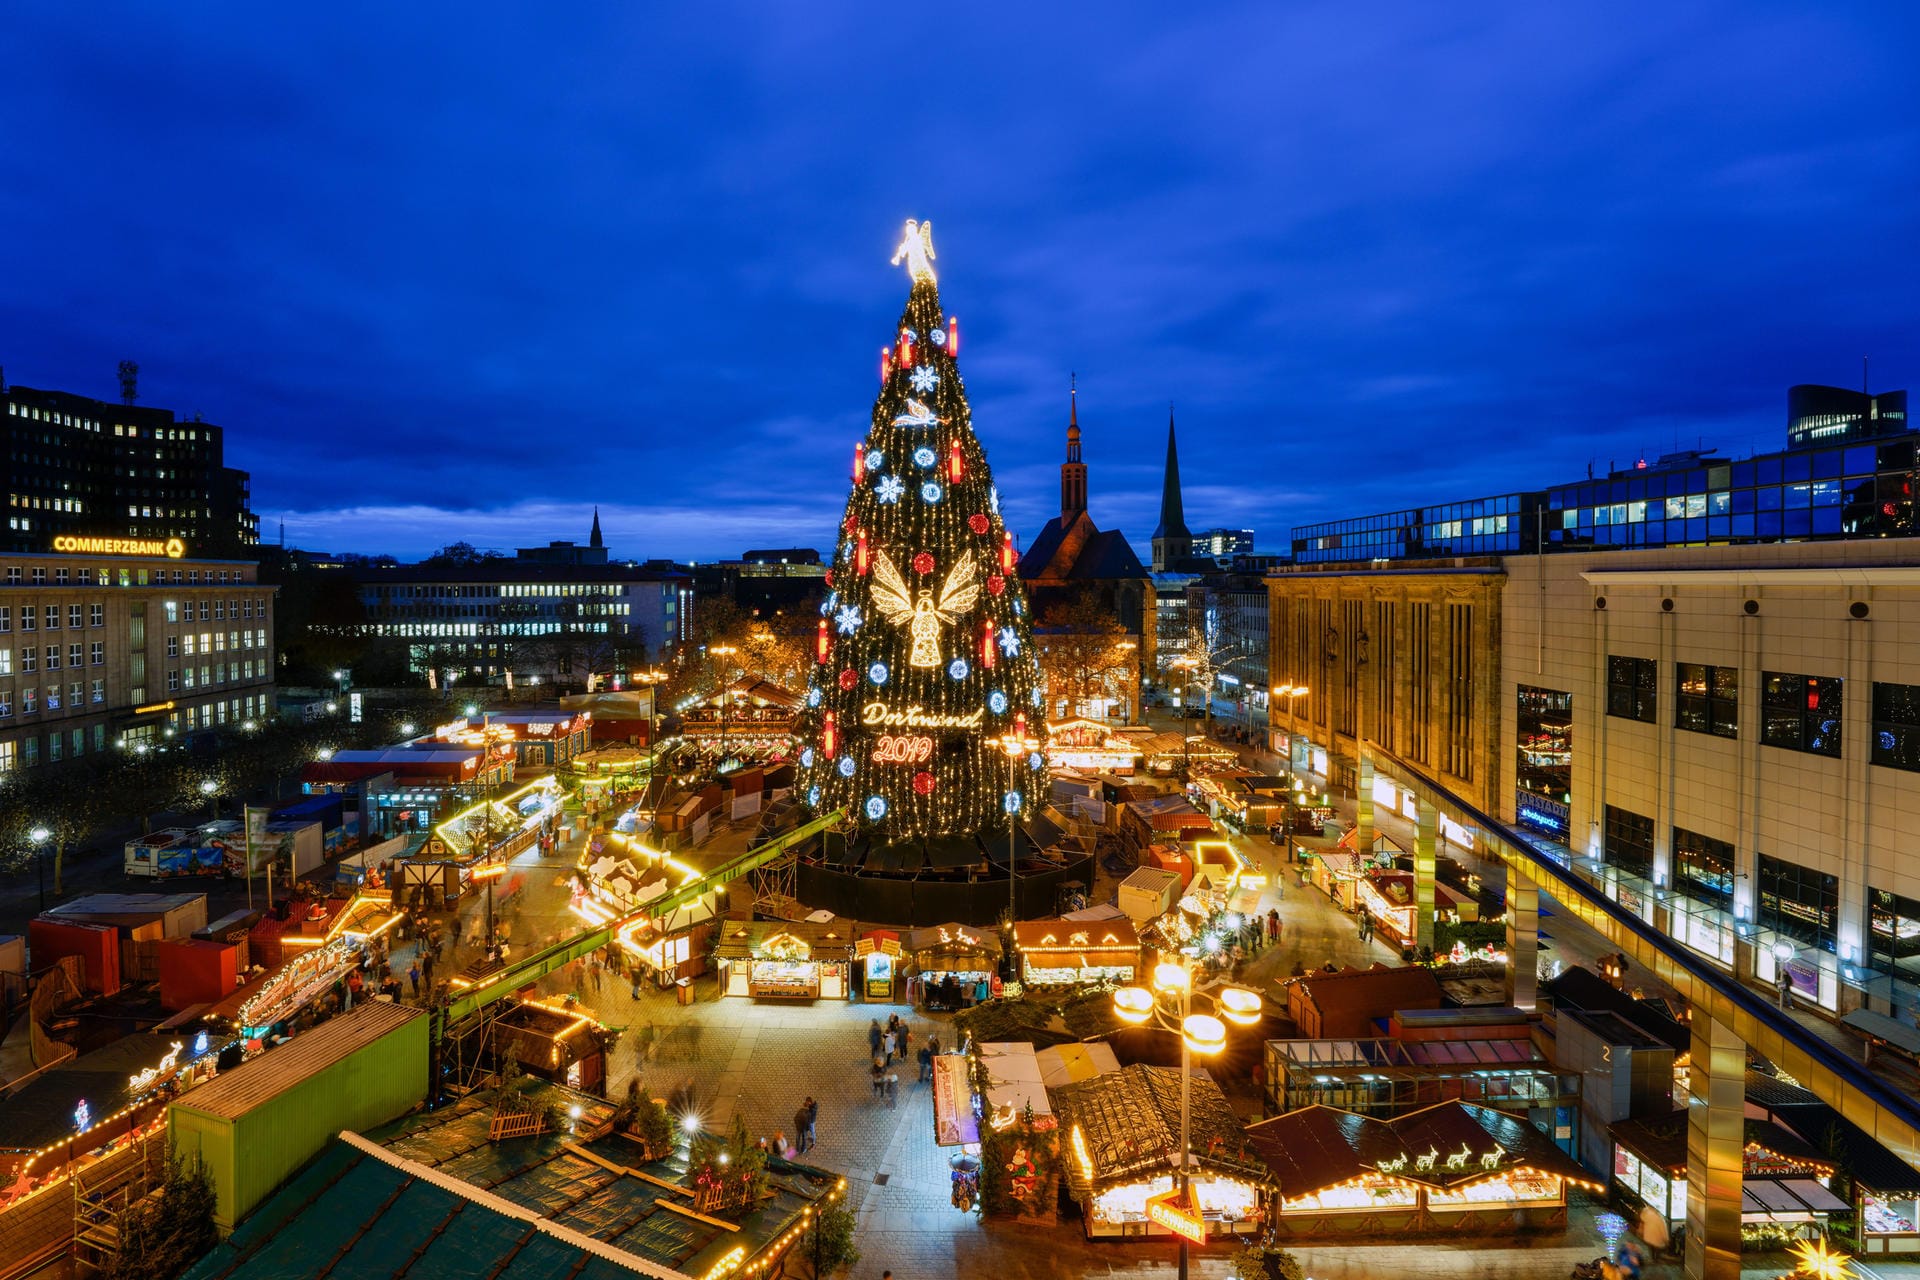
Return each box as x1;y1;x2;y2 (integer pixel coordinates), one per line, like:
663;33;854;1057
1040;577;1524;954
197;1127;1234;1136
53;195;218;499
1051;1063;1266;1241
1245;1101;1601;1237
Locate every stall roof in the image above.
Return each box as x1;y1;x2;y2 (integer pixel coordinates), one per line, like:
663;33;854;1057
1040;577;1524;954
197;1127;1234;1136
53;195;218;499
1051;1064;1264;1194
1011;919;1138;953
711;918;858;960
1765;1101;1920;1193
1546;966;1689;1054
173;1003;423;1122
1292;965;1443;1020
1610;1110;1833;1178
43;893;206;927
181;1136;651;1280
978;1042;1054;1130
0;1031;218;1154
903;923;1000;959
1246;1101;1598;1199
1035;1042;1120;1090
353;1079;837;1279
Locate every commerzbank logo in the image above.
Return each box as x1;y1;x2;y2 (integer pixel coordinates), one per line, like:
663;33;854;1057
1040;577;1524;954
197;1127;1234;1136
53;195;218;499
50;535;188;559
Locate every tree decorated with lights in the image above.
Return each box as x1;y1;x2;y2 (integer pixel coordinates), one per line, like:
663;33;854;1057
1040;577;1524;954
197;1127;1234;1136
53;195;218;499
795;221;1049;840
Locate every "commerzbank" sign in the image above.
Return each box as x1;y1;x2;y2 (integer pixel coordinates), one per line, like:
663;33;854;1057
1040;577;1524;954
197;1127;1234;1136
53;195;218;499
51;535;187;558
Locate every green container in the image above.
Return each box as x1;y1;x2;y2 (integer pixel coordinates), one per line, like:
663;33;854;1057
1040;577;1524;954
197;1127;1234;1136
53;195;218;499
169;1003;428;1230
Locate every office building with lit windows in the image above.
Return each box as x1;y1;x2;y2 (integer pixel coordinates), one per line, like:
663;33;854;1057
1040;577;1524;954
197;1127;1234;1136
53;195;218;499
1270;382;1920;1024
4;383;260;558
345;562;693;686
0;548;276;773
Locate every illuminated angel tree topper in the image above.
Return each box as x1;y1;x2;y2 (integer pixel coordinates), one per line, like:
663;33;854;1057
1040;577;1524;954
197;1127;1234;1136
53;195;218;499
795;220;1049;840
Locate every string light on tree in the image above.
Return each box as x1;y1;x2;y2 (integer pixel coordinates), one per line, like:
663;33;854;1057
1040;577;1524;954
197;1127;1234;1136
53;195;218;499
793;219;1050;840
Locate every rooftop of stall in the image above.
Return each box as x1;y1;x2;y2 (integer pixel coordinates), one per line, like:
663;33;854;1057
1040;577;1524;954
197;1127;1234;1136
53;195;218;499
0;1030;219;1164
1052;1063;1266;1236
712;917;859;963
1246;1100;1599;1211
1285;964;1444;1040
904;921;1002;973
1544;965;1690;1055
1010;918;1140;983
1610;1109;1848;1225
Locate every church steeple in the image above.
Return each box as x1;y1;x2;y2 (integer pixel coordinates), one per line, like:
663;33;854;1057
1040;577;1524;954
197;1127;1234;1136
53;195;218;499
1061;374;1088;520
1150;406;1192;572
589;506;603;549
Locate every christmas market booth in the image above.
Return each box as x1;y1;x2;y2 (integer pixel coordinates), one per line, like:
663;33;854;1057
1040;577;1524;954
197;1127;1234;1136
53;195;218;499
490;996;609;1094
1052;1063;1266;1241
1044;718;1143;776
1759;1091;1920;1255
1011;919;1140;990
577;835;726;985
713;917;856;1001
1245;1101;1600;1238
906;922;1001;1009
679;677;800;761
1609;1111;1847;1245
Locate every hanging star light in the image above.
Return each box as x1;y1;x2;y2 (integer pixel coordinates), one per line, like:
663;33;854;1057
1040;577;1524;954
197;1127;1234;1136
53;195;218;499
876;474;906;504
834;604;864;636
910;365;939;394
997;626;1021;656
1786;1238;1854;1280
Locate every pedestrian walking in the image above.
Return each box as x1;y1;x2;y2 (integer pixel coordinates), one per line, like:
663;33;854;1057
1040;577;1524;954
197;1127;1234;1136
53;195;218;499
1776;965;1794;1011
917;1043;933;1083
804;1097;819;1150
408;962;421;997
868;1018;884;1059
792;1104;811;1154
631;963;644;1001
422;951;436;987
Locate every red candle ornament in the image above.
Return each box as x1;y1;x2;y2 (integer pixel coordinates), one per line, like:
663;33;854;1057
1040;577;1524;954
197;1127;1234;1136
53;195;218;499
897;330;914;369
880;347;892;382
816;619;830;664
947;316;959;357
1000;532;1017;573
947;442;963;483
982;619;997;670
856;530;871;576
821;711;837;757
1014;711;1028;740
853;442;866;483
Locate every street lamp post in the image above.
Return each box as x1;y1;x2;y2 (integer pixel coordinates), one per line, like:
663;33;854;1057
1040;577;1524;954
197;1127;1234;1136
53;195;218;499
29;825;50;910
994;734;1038;926
1112;960;1263;1280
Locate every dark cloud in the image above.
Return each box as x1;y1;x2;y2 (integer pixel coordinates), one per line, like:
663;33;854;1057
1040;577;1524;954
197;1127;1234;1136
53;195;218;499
3;1;1915;561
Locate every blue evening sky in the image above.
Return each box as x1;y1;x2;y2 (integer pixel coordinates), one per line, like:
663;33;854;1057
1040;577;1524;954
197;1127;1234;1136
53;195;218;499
3;3;1916;562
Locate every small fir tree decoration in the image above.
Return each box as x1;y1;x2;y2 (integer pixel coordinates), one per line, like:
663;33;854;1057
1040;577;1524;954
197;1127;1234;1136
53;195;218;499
796;220;1049;839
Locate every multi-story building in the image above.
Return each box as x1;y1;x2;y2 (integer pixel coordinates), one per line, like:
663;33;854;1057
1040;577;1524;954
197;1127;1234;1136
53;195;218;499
345;562;693;686
1194;527;1256;564
4;382;260;558
1186;572;1271;738
0;545;276;772
1270;381;1920;1017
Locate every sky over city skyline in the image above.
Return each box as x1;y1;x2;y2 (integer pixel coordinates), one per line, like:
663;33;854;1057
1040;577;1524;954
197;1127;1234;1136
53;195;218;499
4;2;1917;562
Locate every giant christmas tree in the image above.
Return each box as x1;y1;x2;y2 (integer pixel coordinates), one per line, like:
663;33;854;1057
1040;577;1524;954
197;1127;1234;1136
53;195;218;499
795;221;1049;840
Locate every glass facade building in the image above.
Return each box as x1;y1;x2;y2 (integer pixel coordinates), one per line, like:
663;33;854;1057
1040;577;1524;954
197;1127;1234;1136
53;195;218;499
1291;492;1540;564
1289;386;1914;565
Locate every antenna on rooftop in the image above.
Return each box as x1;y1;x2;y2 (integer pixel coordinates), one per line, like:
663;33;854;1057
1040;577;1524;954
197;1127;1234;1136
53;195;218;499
117;360;139;406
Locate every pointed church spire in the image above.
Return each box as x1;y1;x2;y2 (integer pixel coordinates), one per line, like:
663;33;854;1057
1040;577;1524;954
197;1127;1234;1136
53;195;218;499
1151;405;1191;571
1060;374;1088;520
589;506;603;549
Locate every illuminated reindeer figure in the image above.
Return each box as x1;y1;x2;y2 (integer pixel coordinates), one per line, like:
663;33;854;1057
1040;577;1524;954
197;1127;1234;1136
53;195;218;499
1413;1145;1440;1174
1443;1142;1475;1171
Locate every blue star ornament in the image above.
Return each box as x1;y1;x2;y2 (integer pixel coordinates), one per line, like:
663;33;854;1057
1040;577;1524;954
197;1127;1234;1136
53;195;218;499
997;626;1021;657
834;604;863;636
876;475;906;504
910;366;939;394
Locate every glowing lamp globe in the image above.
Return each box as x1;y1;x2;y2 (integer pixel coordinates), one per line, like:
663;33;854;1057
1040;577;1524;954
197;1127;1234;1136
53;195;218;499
1218;987;1263;1026
1112;987;1154;1025
1181;1013;1227;1056
1152;962;1190;994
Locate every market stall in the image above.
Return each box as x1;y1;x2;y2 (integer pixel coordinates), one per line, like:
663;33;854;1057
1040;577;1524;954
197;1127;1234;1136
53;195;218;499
1011;919;1140;988
1610;1112;1845;1246
1310;850;1372;909
1247;1100;1599;1237
713;918;854;1001
578;838;724;985
1357;871;1418;947
1762;1097;1920;1256
906;923;1001;1009
1053;1063;1267;1240
1044;719;1144;775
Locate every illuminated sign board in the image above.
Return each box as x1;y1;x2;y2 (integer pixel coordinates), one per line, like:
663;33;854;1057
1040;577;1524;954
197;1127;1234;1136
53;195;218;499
133;699;178;715
1145;1186;1207;1243
52;535;187;558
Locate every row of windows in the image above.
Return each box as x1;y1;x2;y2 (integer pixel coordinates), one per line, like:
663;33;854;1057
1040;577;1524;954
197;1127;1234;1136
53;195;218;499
166;630;267;657
166;660;265;691
0;723;107;772
0;680;106;717
163;598;263;623
1602;811;1839;953
5;400;213;442
0;603;105;631
1552;440;1917;511
0;644;106;673
1604;656;1920;771
2;565;254;585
